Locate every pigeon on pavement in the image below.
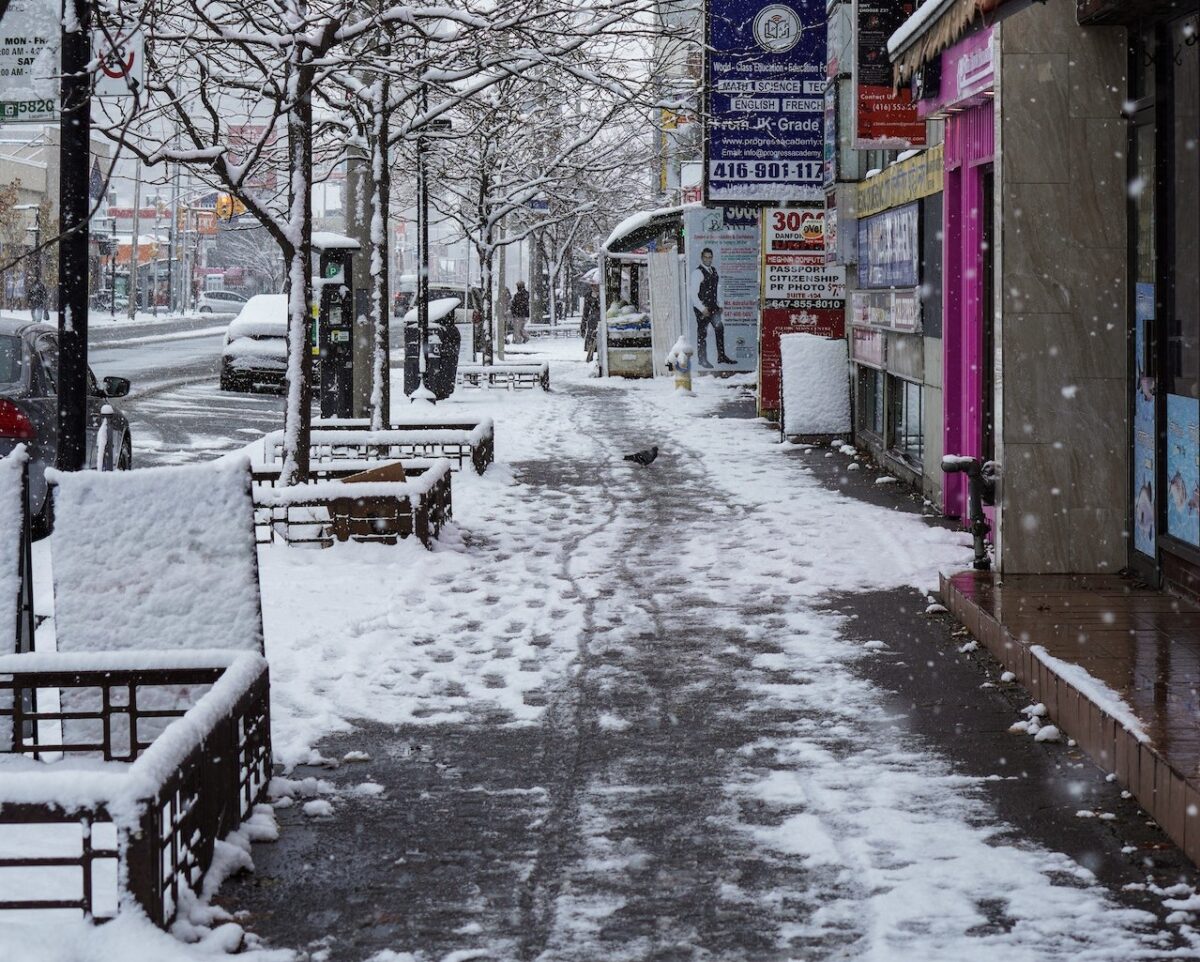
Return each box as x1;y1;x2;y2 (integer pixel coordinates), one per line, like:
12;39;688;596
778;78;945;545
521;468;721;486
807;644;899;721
624;446;659;466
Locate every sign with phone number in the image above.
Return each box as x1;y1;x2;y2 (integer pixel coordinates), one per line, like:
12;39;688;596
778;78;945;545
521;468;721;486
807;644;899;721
705;0;827;204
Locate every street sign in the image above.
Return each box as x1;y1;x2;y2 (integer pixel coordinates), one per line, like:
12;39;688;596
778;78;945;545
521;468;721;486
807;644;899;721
93;26;143;98
0;0;60;122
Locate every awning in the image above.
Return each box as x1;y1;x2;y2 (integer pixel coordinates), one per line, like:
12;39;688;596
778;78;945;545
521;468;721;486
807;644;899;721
602;202;699;256
889;0;1008;84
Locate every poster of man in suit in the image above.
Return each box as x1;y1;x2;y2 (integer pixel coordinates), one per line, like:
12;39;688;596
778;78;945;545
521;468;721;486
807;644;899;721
683;207;759;373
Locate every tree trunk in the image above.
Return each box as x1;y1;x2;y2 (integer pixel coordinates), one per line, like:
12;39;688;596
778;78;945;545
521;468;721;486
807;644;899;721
280;24;314;485
369;66;391;429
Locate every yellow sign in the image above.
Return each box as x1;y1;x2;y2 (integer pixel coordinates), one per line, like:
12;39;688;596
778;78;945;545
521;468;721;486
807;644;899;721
855;144;944;219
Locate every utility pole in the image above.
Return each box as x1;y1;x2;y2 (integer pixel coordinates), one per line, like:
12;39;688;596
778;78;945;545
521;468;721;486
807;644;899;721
128;163;141;318
109;218;117;319
167;151;180;311
56;0;91;471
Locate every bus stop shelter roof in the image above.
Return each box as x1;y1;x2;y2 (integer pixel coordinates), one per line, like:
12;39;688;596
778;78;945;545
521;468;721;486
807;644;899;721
602;202;699;257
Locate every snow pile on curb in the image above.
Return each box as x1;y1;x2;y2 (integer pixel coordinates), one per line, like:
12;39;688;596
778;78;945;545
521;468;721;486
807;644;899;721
780;333;850;436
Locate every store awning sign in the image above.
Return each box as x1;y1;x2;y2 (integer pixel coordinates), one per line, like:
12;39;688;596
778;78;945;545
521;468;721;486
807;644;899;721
0;0;59;122
704;0;827;204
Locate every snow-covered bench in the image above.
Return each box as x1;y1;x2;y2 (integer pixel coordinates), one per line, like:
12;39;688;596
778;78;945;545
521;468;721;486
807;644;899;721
0;650;271;926
268;417;495;475
251;458;453;548
524;323;577;339
457;362;549;391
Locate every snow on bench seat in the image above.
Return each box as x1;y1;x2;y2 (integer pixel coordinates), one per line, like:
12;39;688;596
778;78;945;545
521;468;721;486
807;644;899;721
457;362;549;391
49;459;263;655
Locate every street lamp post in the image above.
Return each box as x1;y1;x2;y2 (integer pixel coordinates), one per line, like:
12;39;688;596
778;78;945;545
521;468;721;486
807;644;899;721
110;217;118;319
412;100;451;401
14;204;43;321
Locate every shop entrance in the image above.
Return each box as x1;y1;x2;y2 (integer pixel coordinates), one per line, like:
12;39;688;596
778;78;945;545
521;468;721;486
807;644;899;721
942;101;995;521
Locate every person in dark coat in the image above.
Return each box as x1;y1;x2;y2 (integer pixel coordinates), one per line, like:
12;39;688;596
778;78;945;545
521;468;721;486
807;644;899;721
581;282;600;362
510;281;530;343
28;279;47;322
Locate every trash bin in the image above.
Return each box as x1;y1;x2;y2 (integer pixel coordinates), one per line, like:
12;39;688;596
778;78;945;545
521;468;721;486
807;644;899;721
404;317;461;400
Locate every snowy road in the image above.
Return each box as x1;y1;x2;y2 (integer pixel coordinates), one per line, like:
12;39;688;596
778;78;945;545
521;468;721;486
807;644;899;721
203;345;1200;962
87;322;287;467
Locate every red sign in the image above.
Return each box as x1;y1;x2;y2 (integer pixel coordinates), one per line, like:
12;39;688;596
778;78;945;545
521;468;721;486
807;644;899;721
760;306;845;412
853;1;926;148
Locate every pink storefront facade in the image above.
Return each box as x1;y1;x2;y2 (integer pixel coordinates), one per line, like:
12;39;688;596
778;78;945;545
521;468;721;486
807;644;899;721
919;28;997;521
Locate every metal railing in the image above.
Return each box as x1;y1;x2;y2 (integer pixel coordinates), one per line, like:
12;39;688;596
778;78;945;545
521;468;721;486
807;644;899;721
0;654;271;926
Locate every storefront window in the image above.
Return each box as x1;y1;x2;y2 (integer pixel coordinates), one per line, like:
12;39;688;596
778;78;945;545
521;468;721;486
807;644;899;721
890;376;924;466
857;366;884;437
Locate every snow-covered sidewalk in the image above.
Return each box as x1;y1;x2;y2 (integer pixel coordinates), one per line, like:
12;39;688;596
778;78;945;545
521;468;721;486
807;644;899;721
13;340;1200;960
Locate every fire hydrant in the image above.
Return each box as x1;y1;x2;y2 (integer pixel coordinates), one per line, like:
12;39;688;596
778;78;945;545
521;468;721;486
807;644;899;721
666;336;694;393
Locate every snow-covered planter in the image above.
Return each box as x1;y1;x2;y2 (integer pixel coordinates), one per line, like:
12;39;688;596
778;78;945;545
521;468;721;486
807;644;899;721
251;458;453;548
0;650;271;927
264;416;495;475
457;362;549;391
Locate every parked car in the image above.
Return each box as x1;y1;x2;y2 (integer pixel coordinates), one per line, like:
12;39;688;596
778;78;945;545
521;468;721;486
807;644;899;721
197;290;249;314
0;317;132;535
393;284;484;347
220;294;288;392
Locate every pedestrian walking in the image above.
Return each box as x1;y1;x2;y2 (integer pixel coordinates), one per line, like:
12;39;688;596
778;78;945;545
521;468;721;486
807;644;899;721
28;279;47;323
581;281;600;363
689;247;735;369
511;281;530;343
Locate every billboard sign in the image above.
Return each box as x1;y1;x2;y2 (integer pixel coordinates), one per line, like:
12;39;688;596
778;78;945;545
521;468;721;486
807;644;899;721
683;205;760;372
0;0;59;122
705;0;827;203
760;205;847;412
852;0;925;148
856;202;919;288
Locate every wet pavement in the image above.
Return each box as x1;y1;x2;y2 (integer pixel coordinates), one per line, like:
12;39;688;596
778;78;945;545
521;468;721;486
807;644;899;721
222;380;1200;961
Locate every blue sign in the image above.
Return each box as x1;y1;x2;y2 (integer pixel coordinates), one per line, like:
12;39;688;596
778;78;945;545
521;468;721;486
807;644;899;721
856;203;919;288
705;0;827;204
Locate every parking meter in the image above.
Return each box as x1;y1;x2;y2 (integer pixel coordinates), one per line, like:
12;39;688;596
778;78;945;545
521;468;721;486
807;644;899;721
315;237;360;419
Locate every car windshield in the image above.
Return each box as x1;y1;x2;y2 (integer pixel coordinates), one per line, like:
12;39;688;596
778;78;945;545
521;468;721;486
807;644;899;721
0;335;23;387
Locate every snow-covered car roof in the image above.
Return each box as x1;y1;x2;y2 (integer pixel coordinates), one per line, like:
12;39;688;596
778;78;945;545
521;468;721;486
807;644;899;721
402;296;462;324
226;294;287;339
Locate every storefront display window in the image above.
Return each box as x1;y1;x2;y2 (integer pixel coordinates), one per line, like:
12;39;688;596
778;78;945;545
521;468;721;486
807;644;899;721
858;366;884;436
890;377;923;466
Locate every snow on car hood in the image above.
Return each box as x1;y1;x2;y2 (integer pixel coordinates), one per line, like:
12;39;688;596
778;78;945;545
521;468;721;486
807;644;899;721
225;294;288;341
402;296;461;324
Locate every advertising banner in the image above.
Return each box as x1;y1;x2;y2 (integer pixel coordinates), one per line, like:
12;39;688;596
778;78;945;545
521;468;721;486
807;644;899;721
857;202;919;288
705;0;827;203
1133;283;1156;556
1167;393;1200;548
0;0;59;122
852;0;925;148
683;206;760;372
759;205;847;411
851;288;921;333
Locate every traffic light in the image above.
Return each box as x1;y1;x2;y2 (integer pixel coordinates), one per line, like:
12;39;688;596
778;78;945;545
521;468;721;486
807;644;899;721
216;193;247;221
